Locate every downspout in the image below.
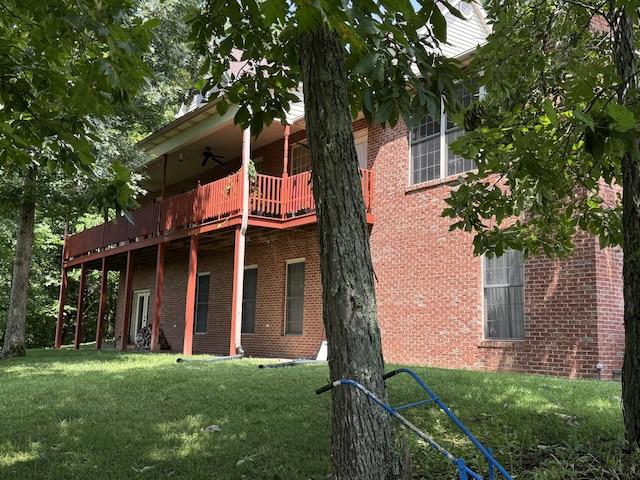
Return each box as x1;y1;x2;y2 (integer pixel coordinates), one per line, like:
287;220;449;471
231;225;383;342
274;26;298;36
232;127;251;353
161;154;168;200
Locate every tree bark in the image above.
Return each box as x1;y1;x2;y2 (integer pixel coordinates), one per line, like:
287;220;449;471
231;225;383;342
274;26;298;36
1;166;37;359
299;26;402;479
610;3;640;449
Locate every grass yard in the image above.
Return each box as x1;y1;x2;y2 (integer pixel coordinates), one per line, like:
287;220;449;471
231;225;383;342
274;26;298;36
0;347;636;479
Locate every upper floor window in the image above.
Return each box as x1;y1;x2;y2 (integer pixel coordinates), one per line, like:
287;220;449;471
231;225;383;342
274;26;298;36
290;144;311;175
484;250;524;340
410;83;481;184
354;128;368;170
291;130;367;175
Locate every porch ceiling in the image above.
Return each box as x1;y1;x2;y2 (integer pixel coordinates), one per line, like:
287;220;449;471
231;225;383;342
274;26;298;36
139;100;306;193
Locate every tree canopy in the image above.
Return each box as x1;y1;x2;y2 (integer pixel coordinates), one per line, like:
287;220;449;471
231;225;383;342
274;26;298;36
443;0;640;448
0;0;153;175
189;0;467;477
188;0;465;134
0;0;200;357
443;0;637;258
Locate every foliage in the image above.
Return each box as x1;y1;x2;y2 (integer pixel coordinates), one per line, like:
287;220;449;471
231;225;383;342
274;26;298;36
132;0;203;134
189;0;467;476
0;349;635;479
0;0;202;352
188;0;464;135
0;0;154;176
442;0;639;258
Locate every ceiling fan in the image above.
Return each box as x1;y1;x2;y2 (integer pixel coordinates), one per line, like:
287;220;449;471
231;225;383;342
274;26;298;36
201;147;225;167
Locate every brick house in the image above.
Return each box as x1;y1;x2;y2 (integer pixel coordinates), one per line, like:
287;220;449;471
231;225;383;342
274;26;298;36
55;1;624;379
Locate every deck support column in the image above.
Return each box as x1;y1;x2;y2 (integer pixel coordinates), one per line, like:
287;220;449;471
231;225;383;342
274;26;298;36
74;263;87;349
230;225;245;356
95;257;108;349
55;268;68;348
281;125;290;219
121;250;135;351
150;243;165;352
183;235;198;356
229;127;251;356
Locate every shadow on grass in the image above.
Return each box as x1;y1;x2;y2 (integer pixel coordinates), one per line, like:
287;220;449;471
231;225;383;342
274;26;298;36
0;350;630;479
0;350;332;480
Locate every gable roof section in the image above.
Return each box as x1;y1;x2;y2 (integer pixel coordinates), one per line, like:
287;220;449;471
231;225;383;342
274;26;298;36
138;4;489;167
425;0;490;60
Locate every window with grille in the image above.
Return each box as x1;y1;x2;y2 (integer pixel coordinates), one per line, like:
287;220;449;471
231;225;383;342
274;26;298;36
285;260;305;335
290;144;311;175
484;250;525;340
410;83;480;184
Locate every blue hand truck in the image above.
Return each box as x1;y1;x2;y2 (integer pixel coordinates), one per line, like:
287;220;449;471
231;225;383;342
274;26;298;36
316;367;513;480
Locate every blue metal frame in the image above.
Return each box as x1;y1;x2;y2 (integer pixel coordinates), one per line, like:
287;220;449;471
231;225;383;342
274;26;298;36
316;368;513;480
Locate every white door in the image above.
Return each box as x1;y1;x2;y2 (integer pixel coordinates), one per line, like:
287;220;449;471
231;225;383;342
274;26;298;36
130;290;150;342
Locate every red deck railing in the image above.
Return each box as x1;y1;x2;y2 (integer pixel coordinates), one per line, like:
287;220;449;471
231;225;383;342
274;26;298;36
64;169;373;261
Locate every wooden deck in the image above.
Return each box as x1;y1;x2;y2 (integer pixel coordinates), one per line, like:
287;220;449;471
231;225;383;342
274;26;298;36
63;169;374;265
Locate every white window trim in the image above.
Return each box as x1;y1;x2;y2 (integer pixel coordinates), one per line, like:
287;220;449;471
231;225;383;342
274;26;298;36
482;253;525;341
408;84;485;186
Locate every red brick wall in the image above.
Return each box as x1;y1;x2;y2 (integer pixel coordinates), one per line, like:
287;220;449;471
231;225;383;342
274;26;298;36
366;120;623;378
110;118;624;379
113;229;325;360
595;245;624;380
242;228;324;359
478;234;600;378
367;121;484;368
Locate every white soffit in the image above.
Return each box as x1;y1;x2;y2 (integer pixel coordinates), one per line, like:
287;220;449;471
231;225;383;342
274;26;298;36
141;102;240;160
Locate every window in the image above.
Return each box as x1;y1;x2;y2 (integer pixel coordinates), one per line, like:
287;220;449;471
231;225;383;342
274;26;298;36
410;83;480;184
194;273;210;334
355;129;368;170
290;144;311;175
285;260;305;335
291;131;367;174
242;267;258;334
484;250;524;340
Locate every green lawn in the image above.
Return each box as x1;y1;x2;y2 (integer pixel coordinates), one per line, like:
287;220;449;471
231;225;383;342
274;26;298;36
0;347;636;479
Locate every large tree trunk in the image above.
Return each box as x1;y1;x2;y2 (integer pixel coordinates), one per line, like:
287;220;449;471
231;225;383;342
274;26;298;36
1;166;37;359
299;26;402;479
611;3;640;448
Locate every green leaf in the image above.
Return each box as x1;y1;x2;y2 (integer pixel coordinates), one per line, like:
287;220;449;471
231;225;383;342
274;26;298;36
216;100;229;117
574;109;594;130
354;52;379;75
543;98;557;127
430;8;447;43
376;98;395;125
606;102;636;132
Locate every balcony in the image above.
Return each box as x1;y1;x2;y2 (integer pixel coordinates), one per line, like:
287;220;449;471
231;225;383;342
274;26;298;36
63;169;374;263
